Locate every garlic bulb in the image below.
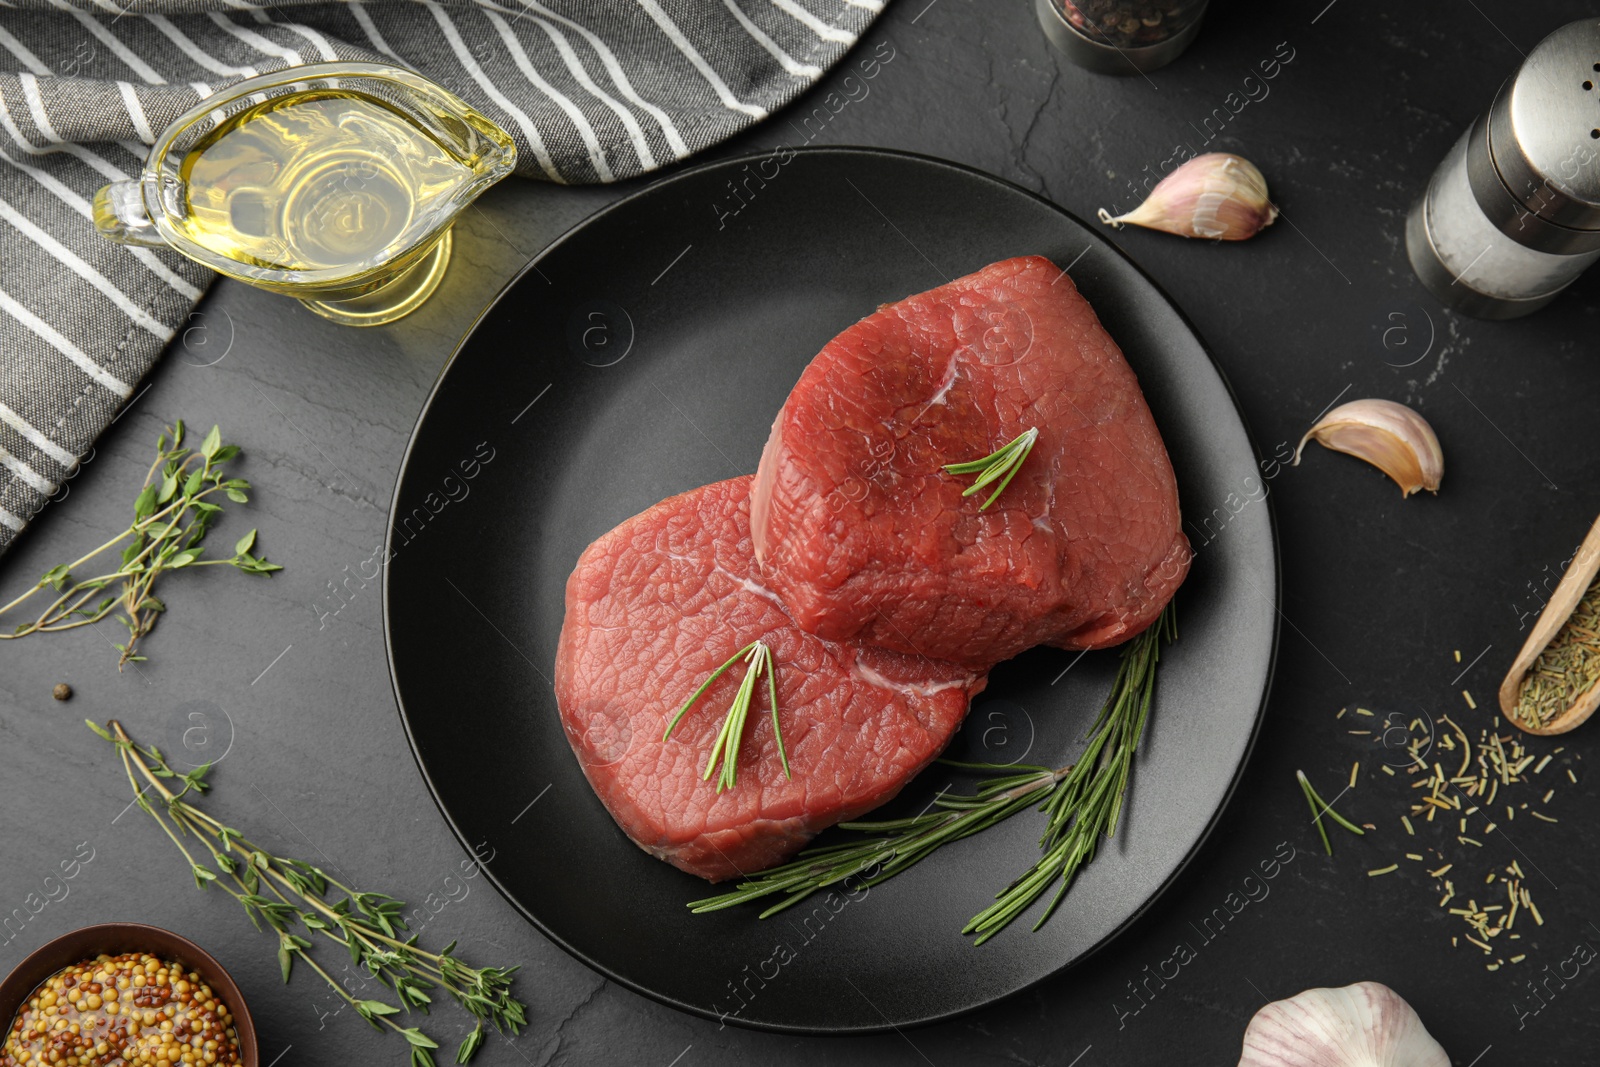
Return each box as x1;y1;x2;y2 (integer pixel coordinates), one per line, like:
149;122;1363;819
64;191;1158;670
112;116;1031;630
1098;154;1278;240
1294;399;1443;497
1238;982;1448;1067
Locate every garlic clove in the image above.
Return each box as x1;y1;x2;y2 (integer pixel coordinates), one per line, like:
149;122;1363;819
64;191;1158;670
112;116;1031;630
1098;153;1278;241
1238;982;1449;1067
1294;398;1443;497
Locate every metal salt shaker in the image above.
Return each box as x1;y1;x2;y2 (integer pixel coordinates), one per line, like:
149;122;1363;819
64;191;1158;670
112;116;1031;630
1407;19;1600;319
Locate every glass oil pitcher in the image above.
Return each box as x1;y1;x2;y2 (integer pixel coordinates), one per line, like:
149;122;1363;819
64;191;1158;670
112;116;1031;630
95;62;517;326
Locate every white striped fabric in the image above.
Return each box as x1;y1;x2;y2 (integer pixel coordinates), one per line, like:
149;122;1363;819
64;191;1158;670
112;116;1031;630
0;0;884;556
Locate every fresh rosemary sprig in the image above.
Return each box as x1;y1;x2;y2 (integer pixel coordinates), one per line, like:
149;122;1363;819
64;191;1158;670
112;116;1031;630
1296;769;1365;856
688;760;1067;917
965;607;1172;944
943;426;1039;510
0;421;280;668
663;639;790;791
693;605;1176;944
88;720;526;1066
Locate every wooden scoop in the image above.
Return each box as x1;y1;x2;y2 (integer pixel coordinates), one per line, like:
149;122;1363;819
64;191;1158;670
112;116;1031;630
1499;513;1600;735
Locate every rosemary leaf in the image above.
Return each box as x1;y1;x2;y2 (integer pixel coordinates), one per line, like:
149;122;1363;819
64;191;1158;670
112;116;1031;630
688;760;1062;918
1297;769;1365;853
943;427;1039;510
964;607;1173;944
689;604;1177;944
1303;776;1332;854
664;640;789;791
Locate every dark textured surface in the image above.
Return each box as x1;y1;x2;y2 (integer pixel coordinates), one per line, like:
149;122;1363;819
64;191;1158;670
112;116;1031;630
1;1;1597;1064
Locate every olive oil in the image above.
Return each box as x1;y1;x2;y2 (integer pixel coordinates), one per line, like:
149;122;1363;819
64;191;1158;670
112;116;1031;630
178;90;476;275
95;62;516;326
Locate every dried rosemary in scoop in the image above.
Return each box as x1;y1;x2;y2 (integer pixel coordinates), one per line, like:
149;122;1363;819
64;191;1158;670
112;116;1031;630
1515;574;1600;728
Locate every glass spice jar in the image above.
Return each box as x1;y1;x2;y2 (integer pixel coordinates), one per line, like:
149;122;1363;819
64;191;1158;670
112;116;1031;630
1035;0;1210;75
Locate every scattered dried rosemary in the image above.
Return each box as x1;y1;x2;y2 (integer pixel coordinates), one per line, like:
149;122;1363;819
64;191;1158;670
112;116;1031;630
1515;575;1600;727
1345;697;1575;973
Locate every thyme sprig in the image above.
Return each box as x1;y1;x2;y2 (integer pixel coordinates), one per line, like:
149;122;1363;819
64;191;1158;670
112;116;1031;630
1296;769;1365;856
943;426;1039;510
692;606;1176;944
88;720;526;1066
663;639;789;791
0;421;280;668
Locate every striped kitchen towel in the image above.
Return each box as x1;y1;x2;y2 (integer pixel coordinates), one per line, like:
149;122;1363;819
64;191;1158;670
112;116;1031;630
0;0;885;557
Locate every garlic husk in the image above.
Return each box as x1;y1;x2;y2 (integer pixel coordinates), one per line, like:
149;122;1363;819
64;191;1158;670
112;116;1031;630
1294;399;1443;497
1098;153;1278;240
1238;982;1449;1067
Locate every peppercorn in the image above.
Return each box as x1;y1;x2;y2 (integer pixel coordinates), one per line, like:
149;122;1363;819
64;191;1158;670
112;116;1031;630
1056;0;1205;47
51;684;71;702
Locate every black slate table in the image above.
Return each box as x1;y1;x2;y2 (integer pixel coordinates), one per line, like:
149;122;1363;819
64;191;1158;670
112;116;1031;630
3;2;1597;1064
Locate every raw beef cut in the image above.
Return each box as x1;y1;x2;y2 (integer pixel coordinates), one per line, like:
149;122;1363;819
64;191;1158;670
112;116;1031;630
750;255;1190;669
554;477;986;882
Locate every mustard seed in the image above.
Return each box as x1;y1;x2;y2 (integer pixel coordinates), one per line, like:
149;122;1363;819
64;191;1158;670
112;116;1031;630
2;954;239;1067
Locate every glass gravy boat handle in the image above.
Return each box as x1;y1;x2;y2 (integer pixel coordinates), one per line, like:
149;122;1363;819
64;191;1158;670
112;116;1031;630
93;180;168;249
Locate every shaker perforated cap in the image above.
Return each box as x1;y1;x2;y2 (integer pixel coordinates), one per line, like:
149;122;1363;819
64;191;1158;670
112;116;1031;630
1485;19;1600;238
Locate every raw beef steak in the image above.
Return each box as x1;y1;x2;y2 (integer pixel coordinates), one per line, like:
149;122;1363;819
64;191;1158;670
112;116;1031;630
751;255;1190;669
555;477;986;882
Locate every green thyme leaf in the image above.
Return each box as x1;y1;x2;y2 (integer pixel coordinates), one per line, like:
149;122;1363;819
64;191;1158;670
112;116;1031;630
401;1028;438;1049
92;717;530;1061
133;484;158;520
0;420;283;668
456;1024;485;1064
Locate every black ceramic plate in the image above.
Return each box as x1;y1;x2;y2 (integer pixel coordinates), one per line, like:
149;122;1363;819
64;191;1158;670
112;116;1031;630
384;147;1277;1033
